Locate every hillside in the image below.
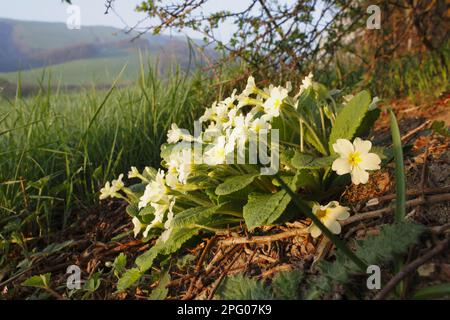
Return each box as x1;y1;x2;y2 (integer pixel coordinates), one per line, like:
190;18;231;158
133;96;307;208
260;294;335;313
0;18;207;87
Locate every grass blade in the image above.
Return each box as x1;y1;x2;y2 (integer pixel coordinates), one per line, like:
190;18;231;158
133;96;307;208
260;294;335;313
388;108;406;222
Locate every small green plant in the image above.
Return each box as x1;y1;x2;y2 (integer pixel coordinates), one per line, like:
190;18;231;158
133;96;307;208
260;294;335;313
100;74;386;291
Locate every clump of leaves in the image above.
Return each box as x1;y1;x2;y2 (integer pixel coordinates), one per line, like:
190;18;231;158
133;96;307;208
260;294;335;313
217;270;303;300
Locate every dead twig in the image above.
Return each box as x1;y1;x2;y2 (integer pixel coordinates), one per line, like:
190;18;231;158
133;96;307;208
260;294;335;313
374;238;450;300
207;246;244;300
219;229;308;246
365;186;450;206
183;236;218;300
257;264;293;279
343;193;450;226
401;119;431;142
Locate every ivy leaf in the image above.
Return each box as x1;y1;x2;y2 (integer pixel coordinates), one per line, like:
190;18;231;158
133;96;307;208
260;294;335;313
215;173;259;196
291;152;337;169
329;90;371;152
217;273;272;300
243;191;291;229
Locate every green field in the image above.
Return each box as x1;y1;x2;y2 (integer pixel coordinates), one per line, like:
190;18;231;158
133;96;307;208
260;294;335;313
0;53;153;86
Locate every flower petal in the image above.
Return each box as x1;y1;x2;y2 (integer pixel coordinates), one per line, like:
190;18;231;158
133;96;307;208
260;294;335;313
351;166;369;185
333;139;354;157
309;224;322;238
328;206;350;221
326;220;342;235
353;137;372;154
332;157;352;175
359;153;381;171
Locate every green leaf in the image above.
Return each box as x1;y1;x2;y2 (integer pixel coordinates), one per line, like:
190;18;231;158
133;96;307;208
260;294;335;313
22;273;51;288
112;253;127;277
307;222;424;299
431;120;450;137
215;173;259;195
217;273;272;300
116;268;142;292
148;271;171;300
354;108;381;138
135;226;201;274
243;191;291;229
328;90;371;151
83;272;101;293
126;203;139;217
389;109;406;222
272;270;303;300
40;240;74;255
171;205;222;228
412;283;450;300
135;245;160;273
291;152;336;170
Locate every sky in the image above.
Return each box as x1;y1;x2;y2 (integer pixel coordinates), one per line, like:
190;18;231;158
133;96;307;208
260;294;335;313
0;0;249;42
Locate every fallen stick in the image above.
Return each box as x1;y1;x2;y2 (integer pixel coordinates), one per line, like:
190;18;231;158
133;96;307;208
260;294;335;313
342;193;450;226
207;246;244;300
219;228;308;246
373;238;450;300
368;186;450;205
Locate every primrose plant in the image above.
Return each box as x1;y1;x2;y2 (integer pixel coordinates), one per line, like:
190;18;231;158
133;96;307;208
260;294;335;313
99;74;383;290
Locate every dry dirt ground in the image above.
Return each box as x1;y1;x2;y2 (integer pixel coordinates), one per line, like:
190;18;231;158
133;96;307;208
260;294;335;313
2;94;449;300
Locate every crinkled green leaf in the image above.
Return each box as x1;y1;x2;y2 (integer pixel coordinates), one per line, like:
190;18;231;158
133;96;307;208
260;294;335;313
126;203;139;217
148;271;170;300
171;205;222;228
291;152;336;169
329;90;371;152
243;191;291;229
307;222;425;299
116;268;142;292
217;273;272;300
272;270;303;300
215;173;259;195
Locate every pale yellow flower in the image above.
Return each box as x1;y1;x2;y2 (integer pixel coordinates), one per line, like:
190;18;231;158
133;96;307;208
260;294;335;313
263;86;288;118
332;138;381;185
308;201;350;238
99;181;115;200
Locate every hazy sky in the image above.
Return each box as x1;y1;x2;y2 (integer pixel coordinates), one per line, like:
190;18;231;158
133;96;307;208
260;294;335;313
0;0;249;41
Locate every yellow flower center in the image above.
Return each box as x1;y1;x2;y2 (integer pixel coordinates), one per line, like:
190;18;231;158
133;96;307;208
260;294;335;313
315;208;328;219
273;99;281;110
348;151;362;167
216;148;225;158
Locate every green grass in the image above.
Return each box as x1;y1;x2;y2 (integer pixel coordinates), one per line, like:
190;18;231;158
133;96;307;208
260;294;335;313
0;63;220;253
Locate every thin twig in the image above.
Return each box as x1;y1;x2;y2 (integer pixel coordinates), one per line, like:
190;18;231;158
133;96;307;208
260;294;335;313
401;120;431;142
219;229;308;246
343;193;450;226
374;238;450;300
207;247;244;300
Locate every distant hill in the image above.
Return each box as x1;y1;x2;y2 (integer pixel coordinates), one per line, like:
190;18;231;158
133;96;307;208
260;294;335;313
0;18;209;87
